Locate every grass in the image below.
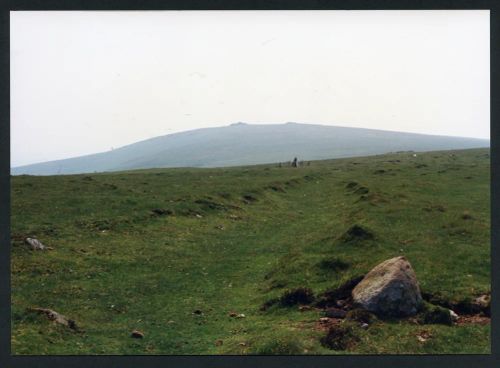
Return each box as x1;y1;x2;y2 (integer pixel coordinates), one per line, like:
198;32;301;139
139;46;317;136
11;148;490;354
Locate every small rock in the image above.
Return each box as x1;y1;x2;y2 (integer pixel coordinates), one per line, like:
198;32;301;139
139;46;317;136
195;214;203;218
131;330;144;338
298;305;312;312
360;323;369;329
319;317;330;323
236;314;246;319
25;238;53;251
449;309;459;322
474;294;490;309
28;307;77;330
239;342;247;346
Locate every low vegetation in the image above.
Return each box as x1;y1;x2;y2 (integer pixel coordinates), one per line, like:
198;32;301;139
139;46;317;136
11;148;490;354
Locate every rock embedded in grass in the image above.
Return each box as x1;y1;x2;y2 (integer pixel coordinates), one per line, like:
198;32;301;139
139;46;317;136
131;330;144;338
28;307;77;330
352;256;423;317
25;238;53;251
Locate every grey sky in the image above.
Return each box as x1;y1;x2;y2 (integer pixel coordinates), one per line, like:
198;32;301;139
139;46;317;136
10;10;489;167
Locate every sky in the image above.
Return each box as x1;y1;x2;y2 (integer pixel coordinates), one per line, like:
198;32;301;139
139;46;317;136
10;10;490;167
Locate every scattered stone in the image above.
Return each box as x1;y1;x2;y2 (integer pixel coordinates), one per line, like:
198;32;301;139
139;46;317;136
474;294;490;310
25;238;53;251
298;305;312;312
449;309;459;322
236;313;246;319
239;342;247;346
360;323;369;329
416;330;432;343
131;330;144;338
352;256;423;317
28;307;77;330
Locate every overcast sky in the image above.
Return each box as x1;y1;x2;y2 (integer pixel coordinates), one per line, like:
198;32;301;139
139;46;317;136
10;10;489;167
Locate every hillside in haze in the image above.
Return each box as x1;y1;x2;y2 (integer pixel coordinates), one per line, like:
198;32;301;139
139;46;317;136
11;123;490;175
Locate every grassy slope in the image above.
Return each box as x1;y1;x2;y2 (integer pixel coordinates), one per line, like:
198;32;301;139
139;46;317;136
11;148;490;354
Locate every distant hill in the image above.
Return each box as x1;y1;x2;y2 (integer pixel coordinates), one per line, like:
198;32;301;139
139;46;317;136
11;122;490;175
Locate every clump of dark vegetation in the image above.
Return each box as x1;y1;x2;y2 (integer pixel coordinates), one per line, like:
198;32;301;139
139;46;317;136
315;275;364;308
421;292;490;316
423;205;446;212
345;308;377;324
103;183;118;190
76;219;114;231
267;185;286;193
320;323;359;350
284;178;301;187
151;208;174;217
339;225;375;243
194;199;228;211
242;194;258;203
345;181;358;189
354;186;369;195
279;287;315;307
415;164;428;168
356;193;389;206
259;297;280;311
461;211;474;220
318;258;350;272
418;303;453;325
218;192;232;199
82;176;93;181
373;169;386;174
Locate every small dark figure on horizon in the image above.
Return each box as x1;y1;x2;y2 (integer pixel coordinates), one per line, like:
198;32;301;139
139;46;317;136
292;157;298;168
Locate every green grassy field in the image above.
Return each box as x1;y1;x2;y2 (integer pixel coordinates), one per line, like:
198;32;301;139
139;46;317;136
11;148;490;355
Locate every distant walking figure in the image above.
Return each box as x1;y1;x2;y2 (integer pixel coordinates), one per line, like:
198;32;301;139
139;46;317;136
292;157;298;168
